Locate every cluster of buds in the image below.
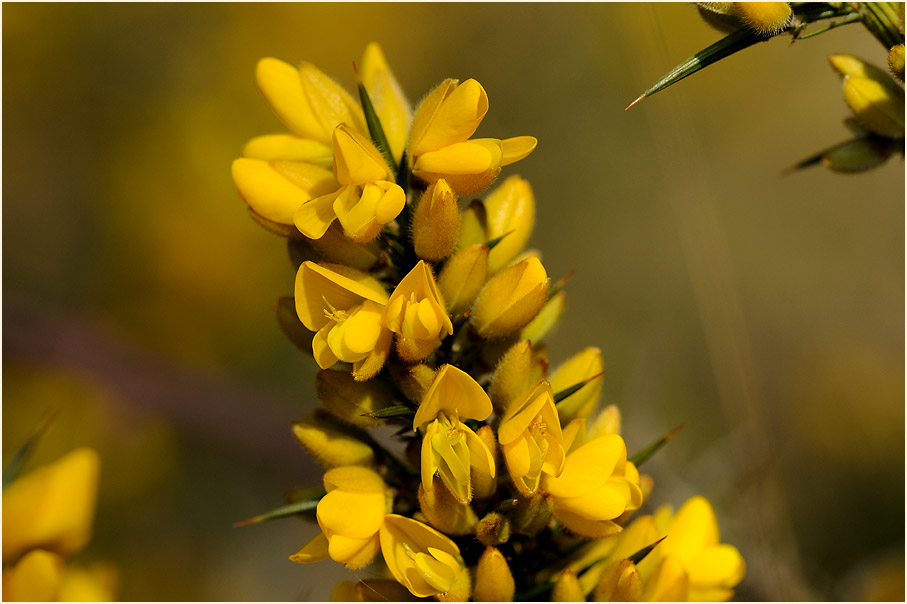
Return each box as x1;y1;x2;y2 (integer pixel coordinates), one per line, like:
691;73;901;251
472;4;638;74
2;447;116;601
233;43;744;601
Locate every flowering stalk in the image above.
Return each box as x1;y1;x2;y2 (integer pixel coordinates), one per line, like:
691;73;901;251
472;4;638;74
232;43;744;601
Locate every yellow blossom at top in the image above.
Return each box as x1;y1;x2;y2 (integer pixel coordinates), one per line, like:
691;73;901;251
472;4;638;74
291;466;391;570
541;433;642;539
295;261;392;380
498;380;566;495
379;514;470;599
294;124;406;242
414;365;495;502
2;448;100;561
408;78;537;194
359;43;412;165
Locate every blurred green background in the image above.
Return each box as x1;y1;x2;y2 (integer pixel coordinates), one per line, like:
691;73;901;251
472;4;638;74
3;3;903;601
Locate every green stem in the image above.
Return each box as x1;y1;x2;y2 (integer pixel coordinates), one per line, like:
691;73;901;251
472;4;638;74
860;2;905;50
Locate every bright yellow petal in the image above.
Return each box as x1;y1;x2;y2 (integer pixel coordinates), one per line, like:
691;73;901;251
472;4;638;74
501;136;538;165
413;138;502;175
290;532;330;564
299;62;366;140
544;434;625;498
411;79;488;155
255;58;324;142
333;124;393;185
232;158;335;226
312;323;340;369
660;496;721;564
243;134;333;167
323;465;387;493
318;490;385;539
294;261;388;331
688;544;746;588
483;175;536;274
414;364;493;429
360;42;412;164
294;189;340;239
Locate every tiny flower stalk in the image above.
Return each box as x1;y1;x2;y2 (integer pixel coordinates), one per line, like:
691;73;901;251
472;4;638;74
234;43;745;603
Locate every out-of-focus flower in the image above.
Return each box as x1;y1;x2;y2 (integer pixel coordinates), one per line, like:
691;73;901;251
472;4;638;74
498;380;565;496
542;433;642;538
291;466;391;570
379;514;470;599
414;365;494;503
2;448;100;560
408;78;537;194
383;260;453;362
294;261;392;380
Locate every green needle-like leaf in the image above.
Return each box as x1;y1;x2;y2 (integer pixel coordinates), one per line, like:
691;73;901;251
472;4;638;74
628;424;684;467
233;495;324;527
361;404;415;419
3;411;57;490
553;371;605;405
355;66;396;175
627;536;668;564
627;28;766;110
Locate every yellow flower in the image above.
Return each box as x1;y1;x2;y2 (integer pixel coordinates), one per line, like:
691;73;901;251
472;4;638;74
382;260;453;361
542;434;642;539
408;78;537;194
294;124;406;242
291;466;390;570
2;448;100;561
411;179;461;262
648;496;746;601
479;175;536;274
498;380;565;495
294;261;392;380
474;547;515;601
414;365;495;502
379;514;469;599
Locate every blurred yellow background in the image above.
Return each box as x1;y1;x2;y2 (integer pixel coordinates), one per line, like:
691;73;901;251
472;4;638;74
3;3;903;601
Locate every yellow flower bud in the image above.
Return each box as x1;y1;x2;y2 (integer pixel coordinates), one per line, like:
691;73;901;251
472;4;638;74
2;448;100;560
520;289;566;343
292;466;389;570
383;261;453;361
438;244;489;315
458;198;487;248
379;514;468;598
550;347;604;424
292;412;375;468
472;257;549;340
473;425;499;500
489;340;535;414
412;179;460;262
498;380;565;495
392;363;438;404
474;547;515;602
594;559;642;602
731;2;792;35
484;176;536;274
2;549;64;602
553;569;585;602
511;491;554;536
542;434;642;539
842;74;906;138
893;45;906;83
418;478;478;536
316;369;394;429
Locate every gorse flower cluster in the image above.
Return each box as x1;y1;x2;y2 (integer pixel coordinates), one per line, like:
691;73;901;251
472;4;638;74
2;448;116;601
232;43;745;601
